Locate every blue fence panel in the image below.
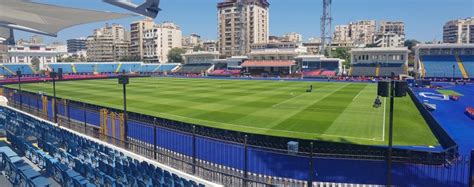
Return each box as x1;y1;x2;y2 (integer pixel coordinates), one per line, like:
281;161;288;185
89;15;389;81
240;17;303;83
85;110;100;126
470;151;473;187
195;137;244;170
69;106;84;122
248;147;309;180
47;100;53;120
156;127;192;156
315;157;385;184
57;101;65;116
127;120;153;144
393;160;468;186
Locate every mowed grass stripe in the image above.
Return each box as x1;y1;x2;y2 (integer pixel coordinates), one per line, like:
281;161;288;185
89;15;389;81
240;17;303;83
9;77;439;146
323;84;385;141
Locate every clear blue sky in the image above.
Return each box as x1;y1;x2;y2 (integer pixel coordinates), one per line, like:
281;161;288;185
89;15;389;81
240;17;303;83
16;0;474;44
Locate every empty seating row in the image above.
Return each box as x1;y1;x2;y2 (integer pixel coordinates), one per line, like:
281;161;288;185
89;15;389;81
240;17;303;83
460;55;474;77
208;69;241;76
422;55;463;78
48;63;74;74
118;63;142;73
137;64;160;73
1;107;206;187
0;64;35;76
378;63;405;77
43;63;180;74
156;64;180;72
350;64;376;76
1;141;57;186
177;64;213;74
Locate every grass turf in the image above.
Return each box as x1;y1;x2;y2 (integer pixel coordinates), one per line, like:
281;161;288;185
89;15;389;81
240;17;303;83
437;89;463;96
9;77;439;146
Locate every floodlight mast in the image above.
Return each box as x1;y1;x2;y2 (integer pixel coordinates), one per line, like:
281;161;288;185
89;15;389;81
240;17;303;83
103;0;161;18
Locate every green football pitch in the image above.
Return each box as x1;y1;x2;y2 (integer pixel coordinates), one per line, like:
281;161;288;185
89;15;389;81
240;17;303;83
10;77;439;146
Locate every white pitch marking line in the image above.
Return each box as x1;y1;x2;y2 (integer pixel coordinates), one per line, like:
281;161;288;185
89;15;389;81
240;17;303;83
352;89;364;101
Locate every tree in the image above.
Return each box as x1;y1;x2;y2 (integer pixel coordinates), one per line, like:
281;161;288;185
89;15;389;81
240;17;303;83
193;45;204;52
404;39;420;67
332;47;351;67
30;57;40;71
167;48;186;63
64;56;75;62
404;39;420;51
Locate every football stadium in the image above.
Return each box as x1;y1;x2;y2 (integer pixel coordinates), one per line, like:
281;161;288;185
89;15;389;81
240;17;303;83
0;0;474;187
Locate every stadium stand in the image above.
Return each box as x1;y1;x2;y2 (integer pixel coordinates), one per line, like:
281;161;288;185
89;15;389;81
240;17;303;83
378;63;406;77
350;64;377;77
300;60;339;78
116;62;141;73
0;62;185;78
95;63;117;73
208;69;241;76
460;55;474;77
74;64;96;74
0;64;35;76
176;64;213;74
421;55;463;78
48;63;74;74
155;63;180;73
1;106;210;187
136;64;160;73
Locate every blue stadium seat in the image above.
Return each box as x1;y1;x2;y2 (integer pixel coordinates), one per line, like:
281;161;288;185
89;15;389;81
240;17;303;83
460;55;474;77
0;64;35;75
2;106;206;187
75;64;96;73
118;63;141;73
422;55;463;78
95;63;118;73
48;63;74;73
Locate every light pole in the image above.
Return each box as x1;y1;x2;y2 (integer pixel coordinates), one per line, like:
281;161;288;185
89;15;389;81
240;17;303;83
118;70;129;147
50;70;58;123
50;68;63;124
452;65;455;81
377;72;408;187
16;69;22;108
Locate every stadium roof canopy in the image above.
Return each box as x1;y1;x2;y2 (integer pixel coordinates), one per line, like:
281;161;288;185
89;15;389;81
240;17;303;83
0;0;133;37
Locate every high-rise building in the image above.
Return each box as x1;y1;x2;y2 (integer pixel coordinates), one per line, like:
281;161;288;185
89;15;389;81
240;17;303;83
333;20;376;47
349;20;376;46
333;25;350;43
374;21;405;48
443;17;474;44
182;33;203;51
283;32;303;43
130;18;155;60
30;35;44;44
379;21;405;35
67;38;87;53
143;22;182;63
86;23;130;62
373;33;405;48
202;40;218;52
217;0;270;57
